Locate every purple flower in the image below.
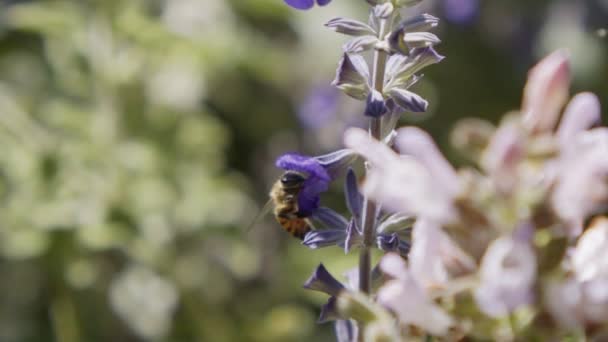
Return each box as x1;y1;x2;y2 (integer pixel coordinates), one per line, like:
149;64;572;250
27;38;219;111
303;264;346;323
298;85;339;129
284;0;331;10
301;169;412;257
276;149;355;216
303;263;345;296
442;0;479;24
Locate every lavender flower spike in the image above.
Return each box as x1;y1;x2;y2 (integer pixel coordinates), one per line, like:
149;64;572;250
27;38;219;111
284;0;331;10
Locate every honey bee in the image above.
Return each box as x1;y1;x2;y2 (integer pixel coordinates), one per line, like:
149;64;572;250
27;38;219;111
269;171;312;239
248;170;312;240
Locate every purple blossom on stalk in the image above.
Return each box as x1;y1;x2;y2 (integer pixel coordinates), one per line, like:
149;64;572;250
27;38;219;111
303;264;345;323
302;169;412;257
284;0;331;10
275;149;356;216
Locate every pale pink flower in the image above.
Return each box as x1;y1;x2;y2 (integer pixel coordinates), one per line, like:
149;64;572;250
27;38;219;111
480;121;525;193
547;218;608;326
474;235;536;317
409;218;476;289
343;127;458;223
395;127;460;197
551;127;608;226
572;218;608;283
521;50;570;134
378;253;453;336
556;92;601;145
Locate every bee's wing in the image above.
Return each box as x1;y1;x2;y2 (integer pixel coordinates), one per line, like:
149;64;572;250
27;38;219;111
245;199;274;233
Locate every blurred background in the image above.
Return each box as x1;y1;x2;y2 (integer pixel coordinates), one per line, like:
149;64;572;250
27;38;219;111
0;0;605;341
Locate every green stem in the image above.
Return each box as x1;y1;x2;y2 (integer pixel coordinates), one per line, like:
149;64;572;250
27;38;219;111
51;283;80;342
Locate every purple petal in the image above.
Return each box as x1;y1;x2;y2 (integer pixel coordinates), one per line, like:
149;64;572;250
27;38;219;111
276;153;331;216
284;0;314;10
325;17;376;37
388;88;428;112
303;264;345;296
344;169;363;219
332;53;370;100
316;0;332;5
402;32;441;48
364;89;389;117
377;233;400;252
396;13;440;32
311;207;349;230
303;229;346;249
318;296;340;323
314;149;358;178
276;153;330;182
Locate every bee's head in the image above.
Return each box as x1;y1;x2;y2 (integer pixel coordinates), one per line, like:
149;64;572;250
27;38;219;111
280;171;307;188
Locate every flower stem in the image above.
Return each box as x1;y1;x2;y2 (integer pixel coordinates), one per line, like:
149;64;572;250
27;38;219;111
359;17;389;295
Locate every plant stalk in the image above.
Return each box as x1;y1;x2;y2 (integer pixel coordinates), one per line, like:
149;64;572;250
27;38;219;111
358;17;389;295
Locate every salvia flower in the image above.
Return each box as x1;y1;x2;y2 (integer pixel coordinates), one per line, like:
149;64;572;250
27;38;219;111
521;50;570;135
474;232;536;317
302;168;412;257
389;15;441;54
378;253;453;336
332;53;370;101
303;263;385;326
384;47;445;113
275;149;356;216
546;217;608;327
284;0;331;10
303;263;345;323
344;127;459;223
328;9;443;117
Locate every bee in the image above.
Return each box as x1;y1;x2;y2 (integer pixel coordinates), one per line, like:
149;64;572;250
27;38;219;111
269;171;312;239
248;171;312;240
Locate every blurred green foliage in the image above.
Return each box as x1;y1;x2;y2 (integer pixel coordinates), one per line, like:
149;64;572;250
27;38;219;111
0;0;605;341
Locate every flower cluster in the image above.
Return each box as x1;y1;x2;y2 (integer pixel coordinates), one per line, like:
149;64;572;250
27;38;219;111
279;0;606;341
340;51;607;339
